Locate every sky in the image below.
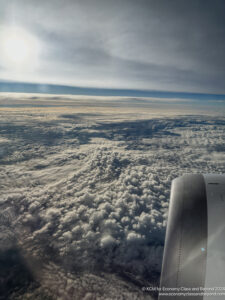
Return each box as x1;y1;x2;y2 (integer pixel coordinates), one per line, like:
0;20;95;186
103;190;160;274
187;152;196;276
0;0;225;95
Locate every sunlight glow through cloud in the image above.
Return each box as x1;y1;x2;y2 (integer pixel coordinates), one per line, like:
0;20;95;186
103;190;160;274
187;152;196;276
1;26;41;70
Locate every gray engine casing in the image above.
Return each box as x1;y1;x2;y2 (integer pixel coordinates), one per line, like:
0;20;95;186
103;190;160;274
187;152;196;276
159;174;225;300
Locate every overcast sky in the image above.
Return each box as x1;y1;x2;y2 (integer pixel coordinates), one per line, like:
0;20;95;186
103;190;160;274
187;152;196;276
0;0;225;94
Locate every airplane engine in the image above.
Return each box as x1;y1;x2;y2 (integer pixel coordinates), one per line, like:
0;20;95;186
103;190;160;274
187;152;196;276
159;174;225;300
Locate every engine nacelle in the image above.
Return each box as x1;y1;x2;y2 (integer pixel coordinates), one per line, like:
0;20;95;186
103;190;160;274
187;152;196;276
159;174;225;300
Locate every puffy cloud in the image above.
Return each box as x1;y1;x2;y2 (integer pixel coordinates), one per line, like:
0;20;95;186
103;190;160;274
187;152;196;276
100;235;117;248
0;95;224;299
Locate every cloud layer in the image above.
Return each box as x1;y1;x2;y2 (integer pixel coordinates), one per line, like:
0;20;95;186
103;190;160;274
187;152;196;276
0;94;225;299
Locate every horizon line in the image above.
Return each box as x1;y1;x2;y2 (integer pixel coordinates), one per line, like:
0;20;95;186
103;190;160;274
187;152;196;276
0;80;225;100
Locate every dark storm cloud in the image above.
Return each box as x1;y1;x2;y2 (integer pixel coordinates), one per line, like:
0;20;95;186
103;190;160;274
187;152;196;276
0;0;225;93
